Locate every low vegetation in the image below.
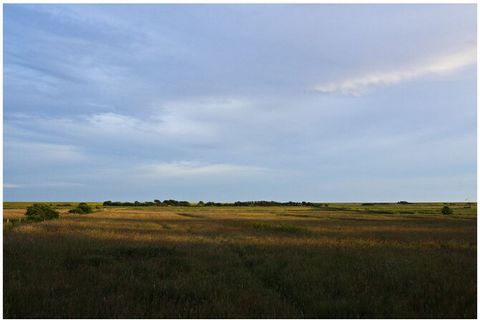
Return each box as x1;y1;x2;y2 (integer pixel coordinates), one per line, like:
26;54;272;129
3;202;476;318
68;202;94;214
24;204;59;222
442;206;453;215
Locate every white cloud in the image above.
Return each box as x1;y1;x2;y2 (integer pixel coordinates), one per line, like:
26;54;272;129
138;161;270;178
83;108;219;144
313;46;476;95
4;183;21;189
7;97;253;149
3;182;85;189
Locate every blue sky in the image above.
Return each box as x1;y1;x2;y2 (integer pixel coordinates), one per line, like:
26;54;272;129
4;4;477;202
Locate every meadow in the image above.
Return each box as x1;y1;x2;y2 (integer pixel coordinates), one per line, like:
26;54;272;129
3;202;477;318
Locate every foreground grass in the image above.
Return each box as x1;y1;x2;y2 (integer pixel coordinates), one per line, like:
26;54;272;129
3;204;476;318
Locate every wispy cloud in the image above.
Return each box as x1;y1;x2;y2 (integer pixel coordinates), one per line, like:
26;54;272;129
4;183;21;189
313;46;476;95
139;161;270;178
7;97;253;149
4;182;85;188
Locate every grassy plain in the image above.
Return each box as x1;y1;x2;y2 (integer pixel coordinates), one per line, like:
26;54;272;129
3;202;477;318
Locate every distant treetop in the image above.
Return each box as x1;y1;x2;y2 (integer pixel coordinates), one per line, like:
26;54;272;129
102;200;323;207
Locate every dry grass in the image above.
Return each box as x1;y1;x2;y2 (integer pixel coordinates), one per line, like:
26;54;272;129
3;204;477;318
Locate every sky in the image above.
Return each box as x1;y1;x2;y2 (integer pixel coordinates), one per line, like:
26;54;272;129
3;4;477;202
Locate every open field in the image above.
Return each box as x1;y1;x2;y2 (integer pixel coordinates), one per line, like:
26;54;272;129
3;203;477;318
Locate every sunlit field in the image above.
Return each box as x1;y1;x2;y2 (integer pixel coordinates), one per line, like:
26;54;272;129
3;202;476;318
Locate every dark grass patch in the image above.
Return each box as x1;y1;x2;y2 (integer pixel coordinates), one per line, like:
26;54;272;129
275;213;323;219
106;246;179;259
63;255;115;270
177;213;204;219
361;210;394;214
62;246;180;270
246;221;309;234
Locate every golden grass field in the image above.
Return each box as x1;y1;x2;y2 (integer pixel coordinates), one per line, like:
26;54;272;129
3;203;477;318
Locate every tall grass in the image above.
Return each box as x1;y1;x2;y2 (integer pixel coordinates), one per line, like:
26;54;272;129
3;204;476;318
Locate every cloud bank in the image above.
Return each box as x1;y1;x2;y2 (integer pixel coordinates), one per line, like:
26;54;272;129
4;5;476;201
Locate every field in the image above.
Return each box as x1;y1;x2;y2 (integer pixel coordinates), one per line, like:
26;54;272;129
3;202;477;318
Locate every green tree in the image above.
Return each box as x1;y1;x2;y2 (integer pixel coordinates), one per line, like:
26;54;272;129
25;204;59;221
69;202;93;214
442;206;453;215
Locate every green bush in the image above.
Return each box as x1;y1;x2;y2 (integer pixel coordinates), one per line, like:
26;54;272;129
25;204;59;221
442;206;453;215
69;202;93;214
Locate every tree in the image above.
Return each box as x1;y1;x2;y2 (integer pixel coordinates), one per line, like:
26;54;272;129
442;206;453;215
69;202;93;214
25;204;59;221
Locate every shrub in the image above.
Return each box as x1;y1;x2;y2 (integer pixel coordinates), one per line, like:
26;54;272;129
442;206;453;215
69;202;93;214
25;204;59;221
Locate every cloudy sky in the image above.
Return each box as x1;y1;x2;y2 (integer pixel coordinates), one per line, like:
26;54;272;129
4;4;477;202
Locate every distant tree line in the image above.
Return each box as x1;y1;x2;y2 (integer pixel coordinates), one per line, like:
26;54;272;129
206;201;325;207
102;200;328;207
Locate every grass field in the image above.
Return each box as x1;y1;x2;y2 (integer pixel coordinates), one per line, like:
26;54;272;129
3;202;477;318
